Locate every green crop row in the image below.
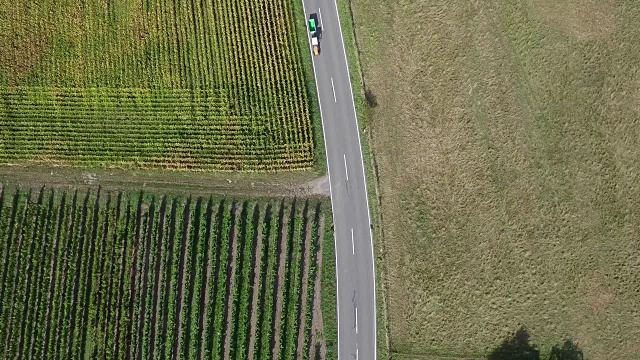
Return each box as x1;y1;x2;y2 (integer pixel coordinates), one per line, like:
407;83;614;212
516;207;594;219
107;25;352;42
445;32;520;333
0;185;332;358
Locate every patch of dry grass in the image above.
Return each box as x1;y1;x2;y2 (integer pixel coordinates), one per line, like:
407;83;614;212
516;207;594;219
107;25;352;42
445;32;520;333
352;0;640;358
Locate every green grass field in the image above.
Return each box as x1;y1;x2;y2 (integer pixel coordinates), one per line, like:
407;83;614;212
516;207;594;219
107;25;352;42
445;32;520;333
0;185;335;359
351;0;640;358
0;0;314;171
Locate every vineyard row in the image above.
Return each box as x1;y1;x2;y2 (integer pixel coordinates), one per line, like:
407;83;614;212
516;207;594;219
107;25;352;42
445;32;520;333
0;185;330;359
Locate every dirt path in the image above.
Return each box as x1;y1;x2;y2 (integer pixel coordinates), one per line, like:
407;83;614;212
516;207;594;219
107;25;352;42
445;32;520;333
296;206;313;359
271;203;291;360
309;215;326;360
222;204;241;360
0;164;324;198
171;199;192;360
246;207;264;360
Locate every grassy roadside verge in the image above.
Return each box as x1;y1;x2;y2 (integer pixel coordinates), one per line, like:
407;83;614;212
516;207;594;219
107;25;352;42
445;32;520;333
333;0;390;358
291;0;327;176
321;202;338;359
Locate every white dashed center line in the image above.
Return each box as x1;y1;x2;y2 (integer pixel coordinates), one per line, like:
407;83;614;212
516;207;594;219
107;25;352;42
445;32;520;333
351;228;355;255
343;154;348;181
355;306;358;334
331;78;337;102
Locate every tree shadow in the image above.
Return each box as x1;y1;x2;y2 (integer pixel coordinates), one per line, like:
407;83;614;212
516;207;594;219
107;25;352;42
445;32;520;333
488;327;540;360
487;327;585;360
364;88;378;108
548;340;584;360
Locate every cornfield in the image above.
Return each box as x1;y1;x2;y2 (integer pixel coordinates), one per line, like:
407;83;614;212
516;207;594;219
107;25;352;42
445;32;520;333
0;0;313;171
0;185;332;359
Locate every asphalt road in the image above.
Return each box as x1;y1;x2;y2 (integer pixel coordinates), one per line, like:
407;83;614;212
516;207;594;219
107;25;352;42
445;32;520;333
299;1;377;359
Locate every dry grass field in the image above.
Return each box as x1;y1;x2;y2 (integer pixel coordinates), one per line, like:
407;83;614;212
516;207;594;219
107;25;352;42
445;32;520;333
351;0;640;358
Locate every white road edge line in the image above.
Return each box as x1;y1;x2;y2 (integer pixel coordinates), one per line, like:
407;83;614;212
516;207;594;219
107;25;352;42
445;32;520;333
343;154;348;181
331;0;378;358
318;7;323;28
299;1;342;359
355;307;358;334
331;78;337;102
351;228;355;255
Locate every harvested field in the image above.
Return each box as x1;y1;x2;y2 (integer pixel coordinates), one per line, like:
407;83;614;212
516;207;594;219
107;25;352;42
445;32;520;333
0;185;334;359
0;0;314;171
350;0;640;358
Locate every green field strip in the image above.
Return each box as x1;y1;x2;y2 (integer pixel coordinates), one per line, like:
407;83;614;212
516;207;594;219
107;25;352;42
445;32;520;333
15;189;51;359
230;201;257;360
111;198;135;359
167;196;192;360
49;191;78;359
22;190;57;359
302;202;321;360
87;193;116;359
193;197;215;359
143;196;166;360
282;202;305;360
253;202;274;359
3;189;36;358
157;198;181;360
66;189;96;359
74;189;103;358
0;189;22;336
193;201;218;358
178;197;202;360
95;193;123;359
39;192;69;358
136;196;160;360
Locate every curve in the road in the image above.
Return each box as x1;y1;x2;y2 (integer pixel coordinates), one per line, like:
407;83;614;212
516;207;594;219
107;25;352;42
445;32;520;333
299;0;378;359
